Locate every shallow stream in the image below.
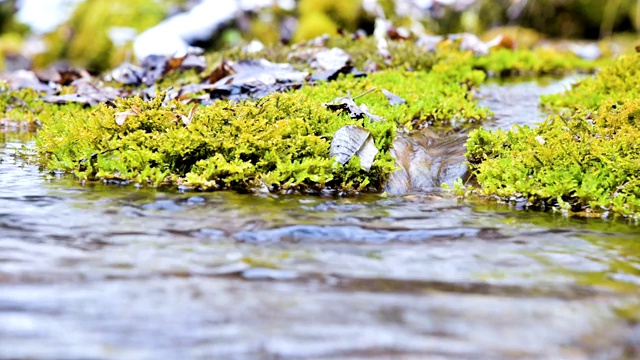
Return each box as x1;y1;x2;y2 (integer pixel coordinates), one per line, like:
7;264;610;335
1;77;639;359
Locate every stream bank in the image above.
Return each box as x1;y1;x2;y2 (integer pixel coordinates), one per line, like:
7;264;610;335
1;77;638;359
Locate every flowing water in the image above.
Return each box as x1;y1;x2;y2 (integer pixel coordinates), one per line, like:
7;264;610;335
1;78;639;360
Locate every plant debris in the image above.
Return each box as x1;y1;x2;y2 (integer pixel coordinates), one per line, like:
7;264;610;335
330;125;378;171
381;89;406;106
206;59;309;101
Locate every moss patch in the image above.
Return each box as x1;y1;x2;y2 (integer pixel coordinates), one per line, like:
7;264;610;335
466;99;640;218
541;53;640;112
33;66;487;191
35;89;398;193
466;53;640;218
471;47;602;76
4;35;612;193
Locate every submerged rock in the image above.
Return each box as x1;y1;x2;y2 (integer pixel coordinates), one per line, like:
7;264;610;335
386;132;468;195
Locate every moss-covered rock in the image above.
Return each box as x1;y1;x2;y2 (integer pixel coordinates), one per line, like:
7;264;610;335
466;97;640;218
35;90;397;193
3;34;609;194
541;53;640;112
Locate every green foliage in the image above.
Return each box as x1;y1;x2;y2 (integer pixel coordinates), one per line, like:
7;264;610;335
0;84;46;125
299;67;489;130
35;90;397;193
294;0;362;42
472;47;602;76
541;54;640;112
466;99;640;217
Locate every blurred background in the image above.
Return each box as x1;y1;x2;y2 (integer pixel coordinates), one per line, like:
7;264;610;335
1;0;639;73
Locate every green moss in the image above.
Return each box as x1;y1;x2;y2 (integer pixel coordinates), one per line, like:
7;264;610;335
471;47;603;76
22;34;607;193
300;67;488;130
542;54;640;112
214;36;599;78
465;51;640;218
31;54;491;192
466;98;640;218
0;84;46;125
35;89;397;192
212;37;439;72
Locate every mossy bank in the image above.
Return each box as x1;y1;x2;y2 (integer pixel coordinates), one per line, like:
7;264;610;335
467;54;640;218
0;36;616;197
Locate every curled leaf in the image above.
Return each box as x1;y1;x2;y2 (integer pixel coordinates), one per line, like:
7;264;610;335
114;105;141;126
330;125;378;171
180;104;198;125
115;110;136;126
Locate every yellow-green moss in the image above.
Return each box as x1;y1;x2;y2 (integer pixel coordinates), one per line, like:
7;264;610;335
17;34;607;193
35;89;397;192
542;53;640;112
0;84;44;124
211;36;439;72
299;66;488;130
31;51;492;192
471;47;604;76
466;99;640;218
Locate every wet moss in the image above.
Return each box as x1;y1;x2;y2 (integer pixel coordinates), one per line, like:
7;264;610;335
35;90;398;193
31;53;491;192
0;84;46;125
466;98;640;218
9;34;607;193
541;53;640;112
466;50;640;218
299;66;488;130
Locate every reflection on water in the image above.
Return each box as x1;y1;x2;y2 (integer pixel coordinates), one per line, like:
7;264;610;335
1;77;640;359
477;75;586;130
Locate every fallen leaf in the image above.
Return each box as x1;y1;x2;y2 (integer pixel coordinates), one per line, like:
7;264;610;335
330;125;378;171
115;110;137;126
324;91;382;122
180;104;198;125
381;89;406;106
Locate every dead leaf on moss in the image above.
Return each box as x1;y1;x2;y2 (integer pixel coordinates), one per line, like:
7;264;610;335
324;90;382;122
43;79;120;106
208;59;308;101
114;105;142;126
381;89;406;106
106;63;144;85
330;125;378;171
177;104;198;125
